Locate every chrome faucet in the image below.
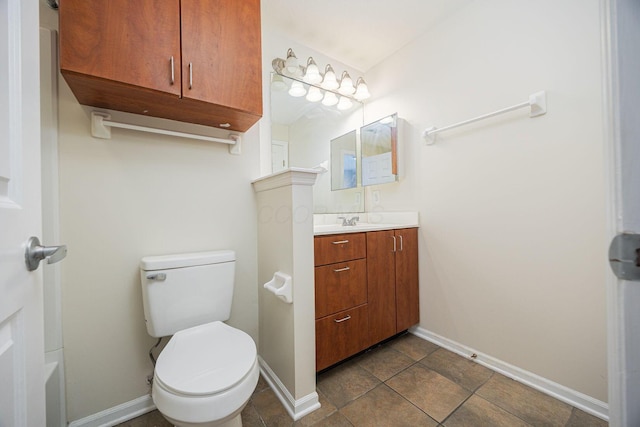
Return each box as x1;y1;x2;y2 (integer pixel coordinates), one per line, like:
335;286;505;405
338;216;359;226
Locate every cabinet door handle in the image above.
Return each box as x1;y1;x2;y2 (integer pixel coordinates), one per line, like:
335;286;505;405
399;235;404;252
188;62;193;89
331;240;349;245
334;315;351;323
392;235;397;252
170;56;174;85
333;266;350;273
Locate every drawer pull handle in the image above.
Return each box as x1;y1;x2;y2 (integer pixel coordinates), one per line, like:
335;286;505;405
169;56;175;85
333;266;350;273
334;315;351;323
332;240;349;245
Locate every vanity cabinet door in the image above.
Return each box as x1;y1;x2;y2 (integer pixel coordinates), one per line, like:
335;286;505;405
315;259;367;318
316;304;368;371
366;230;397;346
395;228;420;332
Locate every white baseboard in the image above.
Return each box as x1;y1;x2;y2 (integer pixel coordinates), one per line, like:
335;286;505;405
67;395;155;427
410;326;609;421
257;356;321;421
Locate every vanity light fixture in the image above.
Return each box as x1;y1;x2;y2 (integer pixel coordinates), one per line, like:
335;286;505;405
284;48;300;75
303;58;322;84
272;48;371;109
338;71;355;96
321;64;339;90
353;77;371;101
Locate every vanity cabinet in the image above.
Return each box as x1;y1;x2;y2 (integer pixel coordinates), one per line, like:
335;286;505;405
367;228;419;346
59;0;262;132
314;228;419;371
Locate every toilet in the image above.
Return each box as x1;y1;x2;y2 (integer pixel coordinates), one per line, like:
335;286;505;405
140;250;259;427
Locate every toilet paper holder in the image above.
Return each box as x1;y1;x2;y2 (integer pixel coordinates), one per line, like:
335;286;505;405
263;272;293;303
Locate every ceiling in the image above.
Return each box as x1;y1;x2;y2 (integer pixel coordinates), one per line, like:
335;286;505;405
262;0;473;72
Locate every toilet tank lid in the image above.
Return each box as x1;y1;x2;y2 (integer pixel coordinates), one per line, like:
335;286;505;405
140;250;235;271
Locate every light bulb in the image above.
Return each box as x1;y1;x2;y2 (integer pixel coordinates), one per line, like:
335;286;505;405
303;58;322;84
338;71;355;95
353;78;370;100
337;96;353;111
322;92;338;106
306;86;323;102
288;81;306;97
321;65;339;90
284;48;299;75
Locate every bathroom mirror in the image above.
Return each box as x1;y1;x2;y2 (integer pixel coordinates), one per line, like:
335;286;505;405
270;72;365;213
361;113;398;186
330;130;358;191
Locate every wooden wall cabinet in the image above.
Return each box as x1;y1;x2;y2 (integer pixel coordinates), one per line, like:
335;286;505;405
314;228;419;371
59;0;262;132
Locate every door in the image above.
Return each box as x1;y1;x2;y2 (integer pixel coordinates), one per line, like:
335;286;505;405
0;0;45;425
606;1;640;425
271;140;289;172
395;228;419;332
366;230;397;346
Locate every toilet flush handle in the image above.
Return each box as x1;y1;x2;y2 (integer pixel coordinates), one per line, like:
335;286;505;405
146;273;167;281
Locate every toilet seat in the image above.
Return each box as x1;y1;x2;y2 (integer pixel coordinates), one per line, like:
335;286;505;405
155;321;257;397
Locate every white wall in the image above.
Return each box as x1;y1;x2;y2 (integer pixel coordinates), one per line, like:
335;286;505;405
41;6;262;421
364;0;608;401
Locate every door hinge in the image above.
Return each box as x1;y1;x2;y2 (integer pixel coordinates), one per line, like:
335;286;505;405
609;233;640;281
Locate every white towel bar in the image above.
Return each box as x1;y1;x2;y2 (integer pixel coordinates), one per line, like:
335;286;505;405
90;111;242;154
423;91;547;145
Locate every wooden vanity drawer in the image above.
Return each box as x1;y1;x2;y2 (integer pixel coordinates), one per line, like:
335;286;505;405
314;233;366;266
316;304;368;371
315;259;367;318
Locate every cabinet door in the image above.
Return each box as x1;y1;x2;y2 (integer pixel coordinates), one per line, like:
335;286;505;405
181;0;262;115
316;304;368;371
395;228;420;332
366;230;397;346
59;0;181;96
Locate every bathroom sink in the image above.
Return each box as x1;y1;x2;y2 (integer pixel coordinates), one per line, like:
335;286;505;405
313;223;402;235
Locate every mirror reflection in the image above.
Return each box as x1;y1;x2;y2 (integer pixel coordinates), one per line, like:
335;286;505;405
361;113;398;186
270;73;364;213
331;130;358;191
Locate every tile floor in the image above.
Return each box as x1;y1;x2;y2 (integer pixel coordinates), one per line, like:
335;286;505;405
118;333;608;427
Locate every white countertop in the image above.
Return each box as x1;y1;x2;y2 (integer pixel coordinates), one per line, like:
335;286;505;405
313;212;419;236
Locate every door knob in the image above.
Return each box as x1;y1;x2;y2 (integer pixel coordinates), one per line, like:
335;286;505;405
25;236;67;271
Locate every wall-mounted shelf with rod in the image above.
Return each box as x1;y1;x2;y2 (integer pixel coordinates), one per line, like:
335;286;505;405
90;111;242;154
423;91;547;145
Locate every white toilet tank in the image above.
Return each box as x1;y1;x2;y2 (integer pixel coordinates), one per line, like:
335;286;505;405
140;250;235;338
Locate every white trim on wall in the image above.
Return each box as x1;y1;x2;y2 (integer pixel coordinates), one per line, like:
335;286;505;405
258;356;320;421
411;327;609;421
67;395;155;427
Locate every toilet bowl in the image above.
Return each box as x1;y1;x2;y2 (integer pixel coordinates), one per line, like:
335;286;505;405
152;321;259;427
139;250;258;427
